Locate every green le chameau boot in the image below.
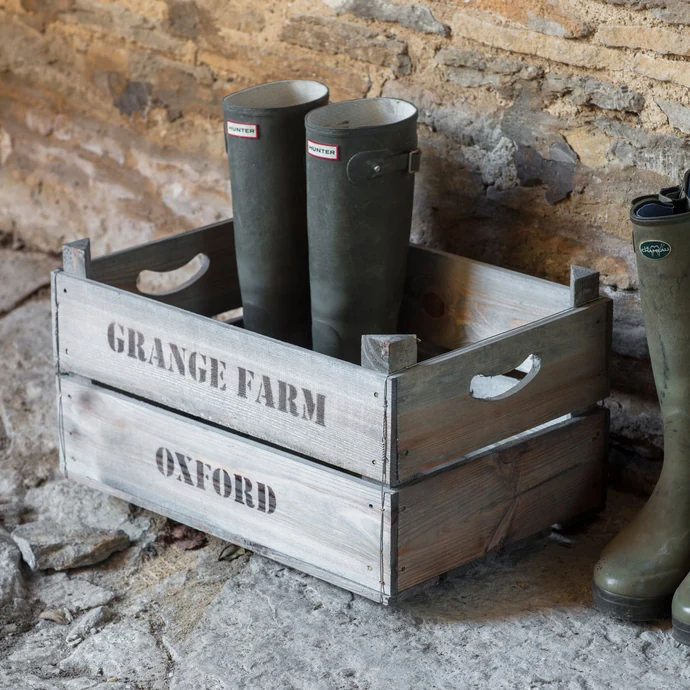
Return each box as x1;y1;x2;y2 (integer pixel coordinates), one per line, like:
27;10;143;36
593;171;690;621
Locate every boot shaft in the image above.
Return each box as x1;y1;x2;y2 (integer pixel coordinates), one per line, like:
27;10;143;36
223;80;329;347
631;177;690;416
305;98;420;362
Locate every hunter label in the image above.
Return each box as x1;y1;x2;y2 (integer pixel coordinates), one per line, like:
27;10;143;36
106;322;326;426
226;120;258;139
155;446;277;514
640;240;672;260
308;140;339;160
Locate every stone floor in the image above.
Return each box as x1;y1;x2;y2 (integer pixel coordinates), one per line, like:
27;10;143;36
1;248;689;690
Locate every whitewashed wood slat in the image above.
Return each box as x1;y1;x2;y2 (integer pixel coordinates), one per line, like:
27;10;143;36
60;376;392;596
54;272;390;481
395;408;607;591
90;220;241;317
394;298;612;482
400;244;572;351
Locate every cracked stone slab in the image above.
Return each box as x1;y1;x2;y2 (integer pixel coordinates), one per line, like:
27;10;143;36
0;249;57;315
66;606;113;645
12;522;130;571
23;479;151;541
58;619;169;689
34;573;115;613
4;621;67;673
167;492;689;690
657;99;690;135
0;527;26;614
0;299;58;493
323;0;449;35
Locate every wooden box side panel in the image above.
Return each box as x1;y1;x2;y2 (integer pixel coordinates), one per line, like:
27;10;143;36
59;376;392;596
54;272;389;482
401;245;572;351
395;298;611;481
396;409;607;591
90;220;241;318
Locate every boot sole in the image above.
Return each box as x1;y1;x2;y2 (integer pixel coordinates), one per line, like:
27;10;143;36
672;618;690;645
592;582;672;621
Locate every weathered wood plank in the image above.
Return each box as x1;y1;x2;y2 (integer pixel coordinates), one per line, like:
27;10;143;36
70;468;395;603
90;220;241;317
396;409;607;590
394;298;611;481
54;272;389;481
400;244;571;351
60;376;391;595
51;270;65;475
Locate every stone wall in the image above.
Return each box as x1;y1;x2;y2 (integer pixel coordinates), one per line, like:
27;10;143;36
2;0;689;487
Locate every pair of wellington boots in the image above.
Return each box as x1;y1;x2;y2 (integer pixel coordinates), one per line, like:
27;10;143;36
593;170;690;644
222;80;420;363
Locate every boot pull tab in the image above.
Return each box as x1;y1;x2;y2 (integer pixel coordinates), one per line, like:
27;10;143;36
658;185;689;214
346;148;422;184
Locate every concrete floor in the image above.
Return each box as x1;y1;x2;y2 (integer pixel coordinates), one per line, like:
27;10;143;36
1;249;688;690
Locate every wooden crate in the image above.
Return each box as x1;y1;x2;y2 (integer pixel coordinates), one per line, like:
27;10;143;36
53;219;611;603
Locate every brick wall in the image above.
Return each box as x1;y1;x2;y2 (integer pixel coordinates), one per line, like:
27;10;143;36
2;0;689;488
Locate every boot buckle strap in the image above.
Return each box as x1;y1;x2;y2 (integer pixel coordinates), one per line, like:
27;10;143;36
346;148;422;184
407;149;422;174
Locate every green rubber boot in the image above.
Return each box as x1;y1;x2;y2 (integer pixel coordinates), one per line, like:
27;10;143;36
223;80;329;347
304;98;420;363
593;171;690;621
673;574;690;644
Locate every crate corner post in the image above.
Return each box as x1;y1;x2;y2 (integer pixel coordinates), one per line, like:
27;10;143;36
54;237;93;477
569;265;600;308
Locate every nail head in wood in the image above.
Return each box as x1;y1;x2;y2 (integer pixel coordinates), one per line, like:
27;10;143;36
361;334;418;374
62;239;92;279
570;265;599;308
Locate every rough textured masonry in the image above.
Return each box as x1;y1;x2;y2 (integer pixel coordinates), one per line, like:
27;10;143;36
3;0;690;480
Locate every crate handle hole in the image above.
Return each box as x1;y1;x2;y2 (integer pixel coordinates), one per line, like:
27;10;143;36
137;253;210;296
470;354;541;401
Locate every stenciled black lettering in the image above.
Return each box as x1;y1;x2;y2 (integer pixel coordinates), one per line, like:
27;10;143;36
238;367;254;399
195;459;211;490
168;343;186;376
257;483;276;514
242;477;254;508
212;468;232;497
155;447;174;477
107;323;326;429
127;328;146;362
210;357;227;391
156;448;275;514
107;323;125;353
148;338;167;369
267;486;277;514
234;473;245;505
255;375;275;408
302;389;326;426
278;380;299;417
175;452;195;486
189;352;207;384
